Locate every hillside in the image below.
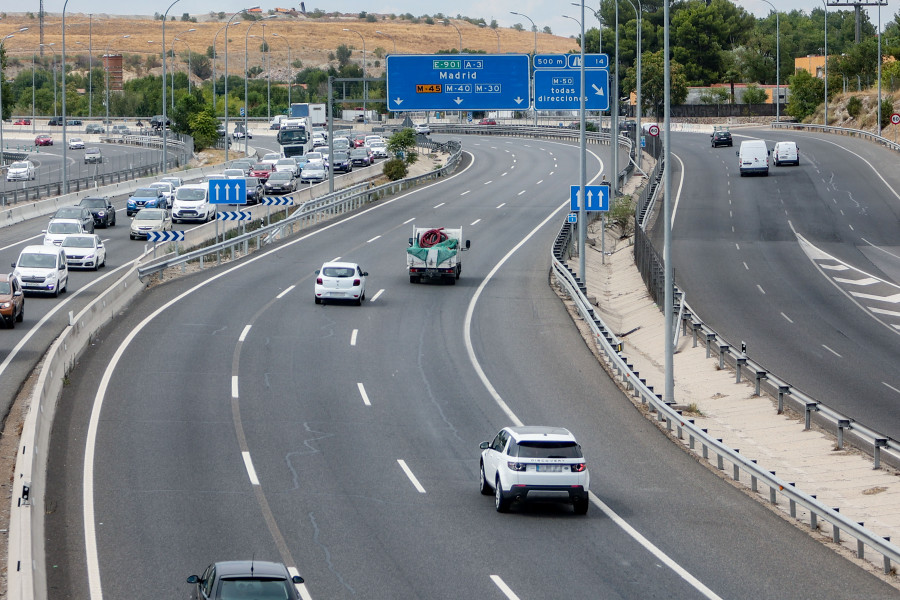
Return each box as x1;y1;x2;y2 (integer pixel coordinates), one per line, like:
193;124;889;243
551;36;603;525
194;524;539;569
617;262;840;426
1;12;578;80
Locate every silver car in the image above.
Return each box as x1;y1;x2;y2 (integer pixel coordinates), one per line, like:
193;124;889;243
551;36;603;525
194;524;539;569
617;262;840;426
300;163;328;184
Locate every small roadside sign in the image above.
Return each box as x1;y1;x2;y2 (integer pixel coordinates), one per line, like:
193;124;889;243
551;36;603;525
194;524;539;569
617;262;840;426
648;124;660;137
567;213;577;223
570;184;610;212
891;113;900;125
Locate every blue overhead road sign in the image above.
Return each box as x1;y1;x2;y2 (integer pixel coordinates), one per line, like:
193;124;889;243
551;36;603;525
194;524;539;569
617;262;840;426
208;179;247;205
570;184;610;212
567;54;609;69
535;70;610;111
386;54;531;111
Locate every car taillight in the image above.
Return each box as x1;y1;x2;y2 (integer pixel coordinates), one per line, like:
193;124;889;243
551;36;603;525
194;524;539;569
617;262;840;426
316;277;323;284
353;278;361;286
571;462;587;473
507;462;527;472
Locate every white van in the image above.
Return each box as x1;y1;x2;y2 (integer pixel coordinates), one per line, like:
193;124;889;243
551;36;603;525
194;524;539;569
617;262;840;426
12;245;69;297
772;141;799;166
172;184;215;224
737;140;769;176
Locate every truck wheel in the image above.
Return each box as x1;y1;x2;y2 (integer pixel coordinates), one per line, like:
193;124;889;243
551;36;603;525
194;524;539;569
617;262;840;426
410;275;420;284
314;297;321;304
456;265;461;280
447;276;456;286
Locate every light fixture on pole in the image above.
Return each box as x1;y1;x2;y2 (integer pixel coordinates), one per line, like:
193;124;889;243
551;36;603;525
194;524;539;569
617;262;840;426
343;28;367;124
375;30;396;55
105;35;129;129
271;33;292;108
511;12;537;127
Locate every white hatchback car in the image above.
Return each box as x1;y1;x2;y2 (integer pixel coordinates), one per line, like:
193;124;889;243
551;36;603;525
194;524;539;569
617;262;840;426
43;218;86;246
6;160;36;182
61;234;106;270
314;261;367;305
479;426;590;514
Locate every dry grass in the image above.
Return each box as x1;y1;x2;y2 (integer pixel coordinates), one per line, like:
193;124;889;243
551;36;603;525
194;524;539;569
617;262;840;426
2;13;578;78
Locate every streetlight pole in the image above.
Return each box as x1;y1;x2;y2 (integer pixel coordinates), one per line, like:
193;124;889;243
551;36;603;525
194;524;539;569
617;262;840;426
624;0;642;170
375;30;396;55
62;0;70;194
212;22;234;114
226;9;255;162
511;12;537;127
343;28;367;124
759;0;779;121
479;24;500;53
88;14;92;118
161;0;181;175
664;0;674;403
41;44;57;118
1;32;25;164
562;11;586;282
245;20;264;155
821;0;828;126
272;32;292;107
262;23;270;122
172;28;195;109
878;1;883;136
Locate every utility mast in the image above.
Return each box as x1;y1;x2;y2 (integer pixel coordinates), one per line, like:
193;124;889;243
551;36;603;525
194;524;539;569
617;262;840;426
39;0;45;56
827;0;887;44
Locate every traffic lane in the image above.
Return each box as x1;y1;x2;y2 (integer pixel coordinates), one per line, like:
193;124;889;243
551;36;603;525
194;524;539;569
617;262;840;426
668;131;900;437
465;203;897;598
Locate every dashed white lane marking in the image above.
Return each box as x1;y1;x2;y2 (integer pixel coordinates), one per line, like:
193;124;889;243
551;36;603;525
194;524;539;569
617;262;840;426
510;165;515;169
549;171;555;176
276;285;295;299
743;262;749;270
232;376;239;398
735;243;740;250
501;172;508;177
350;329;358;346
242;451;260;485
461;190;470;195
513;158;517;163
370;289;384;302
884;382;900;394
757;285;766;294
471;219;481;226
357;382;371;406
331;256;341;262
833;277;879;286
497;203;506;208
366;235;381;243
484;180;493;185
781;312;794;323
822;344;842;358
517;190;525;196
821;263;849;271
490;576;520;600
397;459;427;493
536;179;543;185
849;224;855;231
287;567;313;600
548;151;554;156
0;233;43;252
434;202;445;208
239;325;252;342
403;217;415;224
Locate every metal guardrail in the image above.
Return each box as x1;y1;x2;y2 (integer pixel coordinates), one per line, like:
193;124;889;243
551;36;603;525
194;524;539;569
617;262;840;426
137;141;464;280
550;219;900;575
772;121;900;153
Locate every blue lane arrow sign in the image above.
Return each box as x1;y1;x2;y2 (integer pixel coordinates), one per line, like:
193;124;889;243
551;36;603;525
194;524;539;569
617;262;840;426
208;178;247;205
570;184;610;212
146;230;185;242
217;211;252;221
261;196;295;206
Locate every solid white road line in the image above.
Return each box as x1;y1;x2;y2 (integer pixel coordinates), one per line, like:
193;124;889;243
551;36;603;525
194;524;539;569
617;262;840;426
357;382;371;406
366;235;381;243
232;376;239;398
288;567;313;600
350;329;358;346
883;382;900;395
397;459;426;493
822;345;842;358
331;256;341;262
242;451;261;485
370;289;384;302
276;285;295;299
781;312;794;323
239;325;252;342
490;575;521;600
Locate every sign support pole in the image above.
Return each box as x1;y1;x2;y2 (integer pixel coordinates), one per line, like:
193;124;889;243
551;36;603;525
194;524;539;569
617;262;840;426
578;2;587;284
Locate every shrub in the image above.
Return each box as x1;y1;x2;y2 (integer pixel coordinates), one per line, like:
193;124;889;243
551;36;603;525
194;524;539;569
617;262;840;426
383;158;408;180
609;194;636;237
847;96;862;118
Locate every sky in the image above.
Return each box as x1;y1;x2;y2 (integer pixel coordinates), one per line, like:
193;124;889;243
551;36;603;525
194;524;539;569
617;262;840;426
30;1;896;42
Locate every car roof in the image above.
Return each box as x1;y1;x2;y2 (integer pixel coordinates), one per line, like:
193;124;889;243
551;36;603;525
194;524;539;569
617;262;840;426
62;234;97;242
48;218;82;224
504;426;576;442
21;244;62;255
212;560;291;579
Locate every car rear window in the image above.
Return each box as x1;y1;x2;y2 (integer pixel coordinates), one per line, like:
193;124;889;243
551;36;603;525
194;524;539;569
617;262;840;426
176;188;206;201
508;441;583;459
218;578;291;599
322;266;355;278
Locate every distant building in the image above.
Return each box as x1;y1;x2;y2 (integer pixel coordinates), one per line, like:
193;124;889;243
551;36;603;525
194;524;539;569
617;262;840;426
796;55;827;78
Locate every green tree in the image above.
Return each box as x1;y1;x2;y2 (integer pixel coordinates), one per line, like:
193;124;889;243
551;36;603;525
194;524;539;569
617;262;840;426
335;44;352;67
190;108;218;150
387;128;417;164
671;0;755;85
786;68;824;121
699;87;730;105
622;50;688;118
0;45;10;121
742;84;768;105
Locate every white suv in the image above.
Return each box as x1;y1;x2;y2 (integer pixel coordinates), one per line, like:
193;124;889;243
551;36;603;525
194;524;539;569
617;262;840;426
479;426;590;514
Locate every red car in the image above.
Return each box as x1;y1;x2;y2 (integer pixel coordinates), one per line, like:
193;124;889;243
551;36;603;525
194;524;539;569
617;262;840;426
352;134;367;148
249;163;275;182
14;119;31;126
35;134;53;146
479;118;497;125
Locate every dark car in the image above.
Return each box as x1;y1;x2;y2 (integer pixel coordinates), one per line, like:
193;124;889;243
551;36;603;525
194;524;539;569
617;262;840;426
711;130;733;147
51;206;95;233
0;273;25;328
349;147;373;167
85;123;105;134
331;151;353;173
187;560;304;600
79;196;117;228
264;171;297;195
149;114;171;130
47;117;63;126
245;177;264;204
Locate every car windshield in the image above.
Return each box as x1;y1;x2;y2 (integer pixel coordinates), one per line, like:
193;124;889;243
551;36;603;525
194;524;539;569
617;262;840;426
322;266;355;278
86;148;100;154
307;152;322;160
217;578;291;599
62;236;95;248
150;184;170;191
252;164;271;171
350;149;366;156
161;178;181;186
269;172;291;180
71;138;82;142
48;222;81;234
18;253;56;268
303;165;323;173
133;189;157;197
176;189;206;201
135;210;164;221
334;152;349;161
276;159;294;165
80;198;106;208
246;178;260;186
263;153;281;161
54;208;82;219
507;441;583;459
11;162;27;169
0;281;10;294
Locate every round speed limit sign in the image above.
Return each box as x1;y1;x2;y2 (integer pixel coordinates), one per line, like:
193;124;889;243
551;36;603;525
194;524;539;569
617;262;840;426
891;113;900;125
648;124;660;137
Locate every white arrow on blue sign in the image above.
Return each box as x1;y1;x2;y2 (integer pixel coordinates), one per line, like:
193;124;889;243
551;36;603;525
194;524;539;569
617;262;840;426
146;230;185;242
208;179;247;205
218;211;252;221
570;184;610;212
261;196;295;206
